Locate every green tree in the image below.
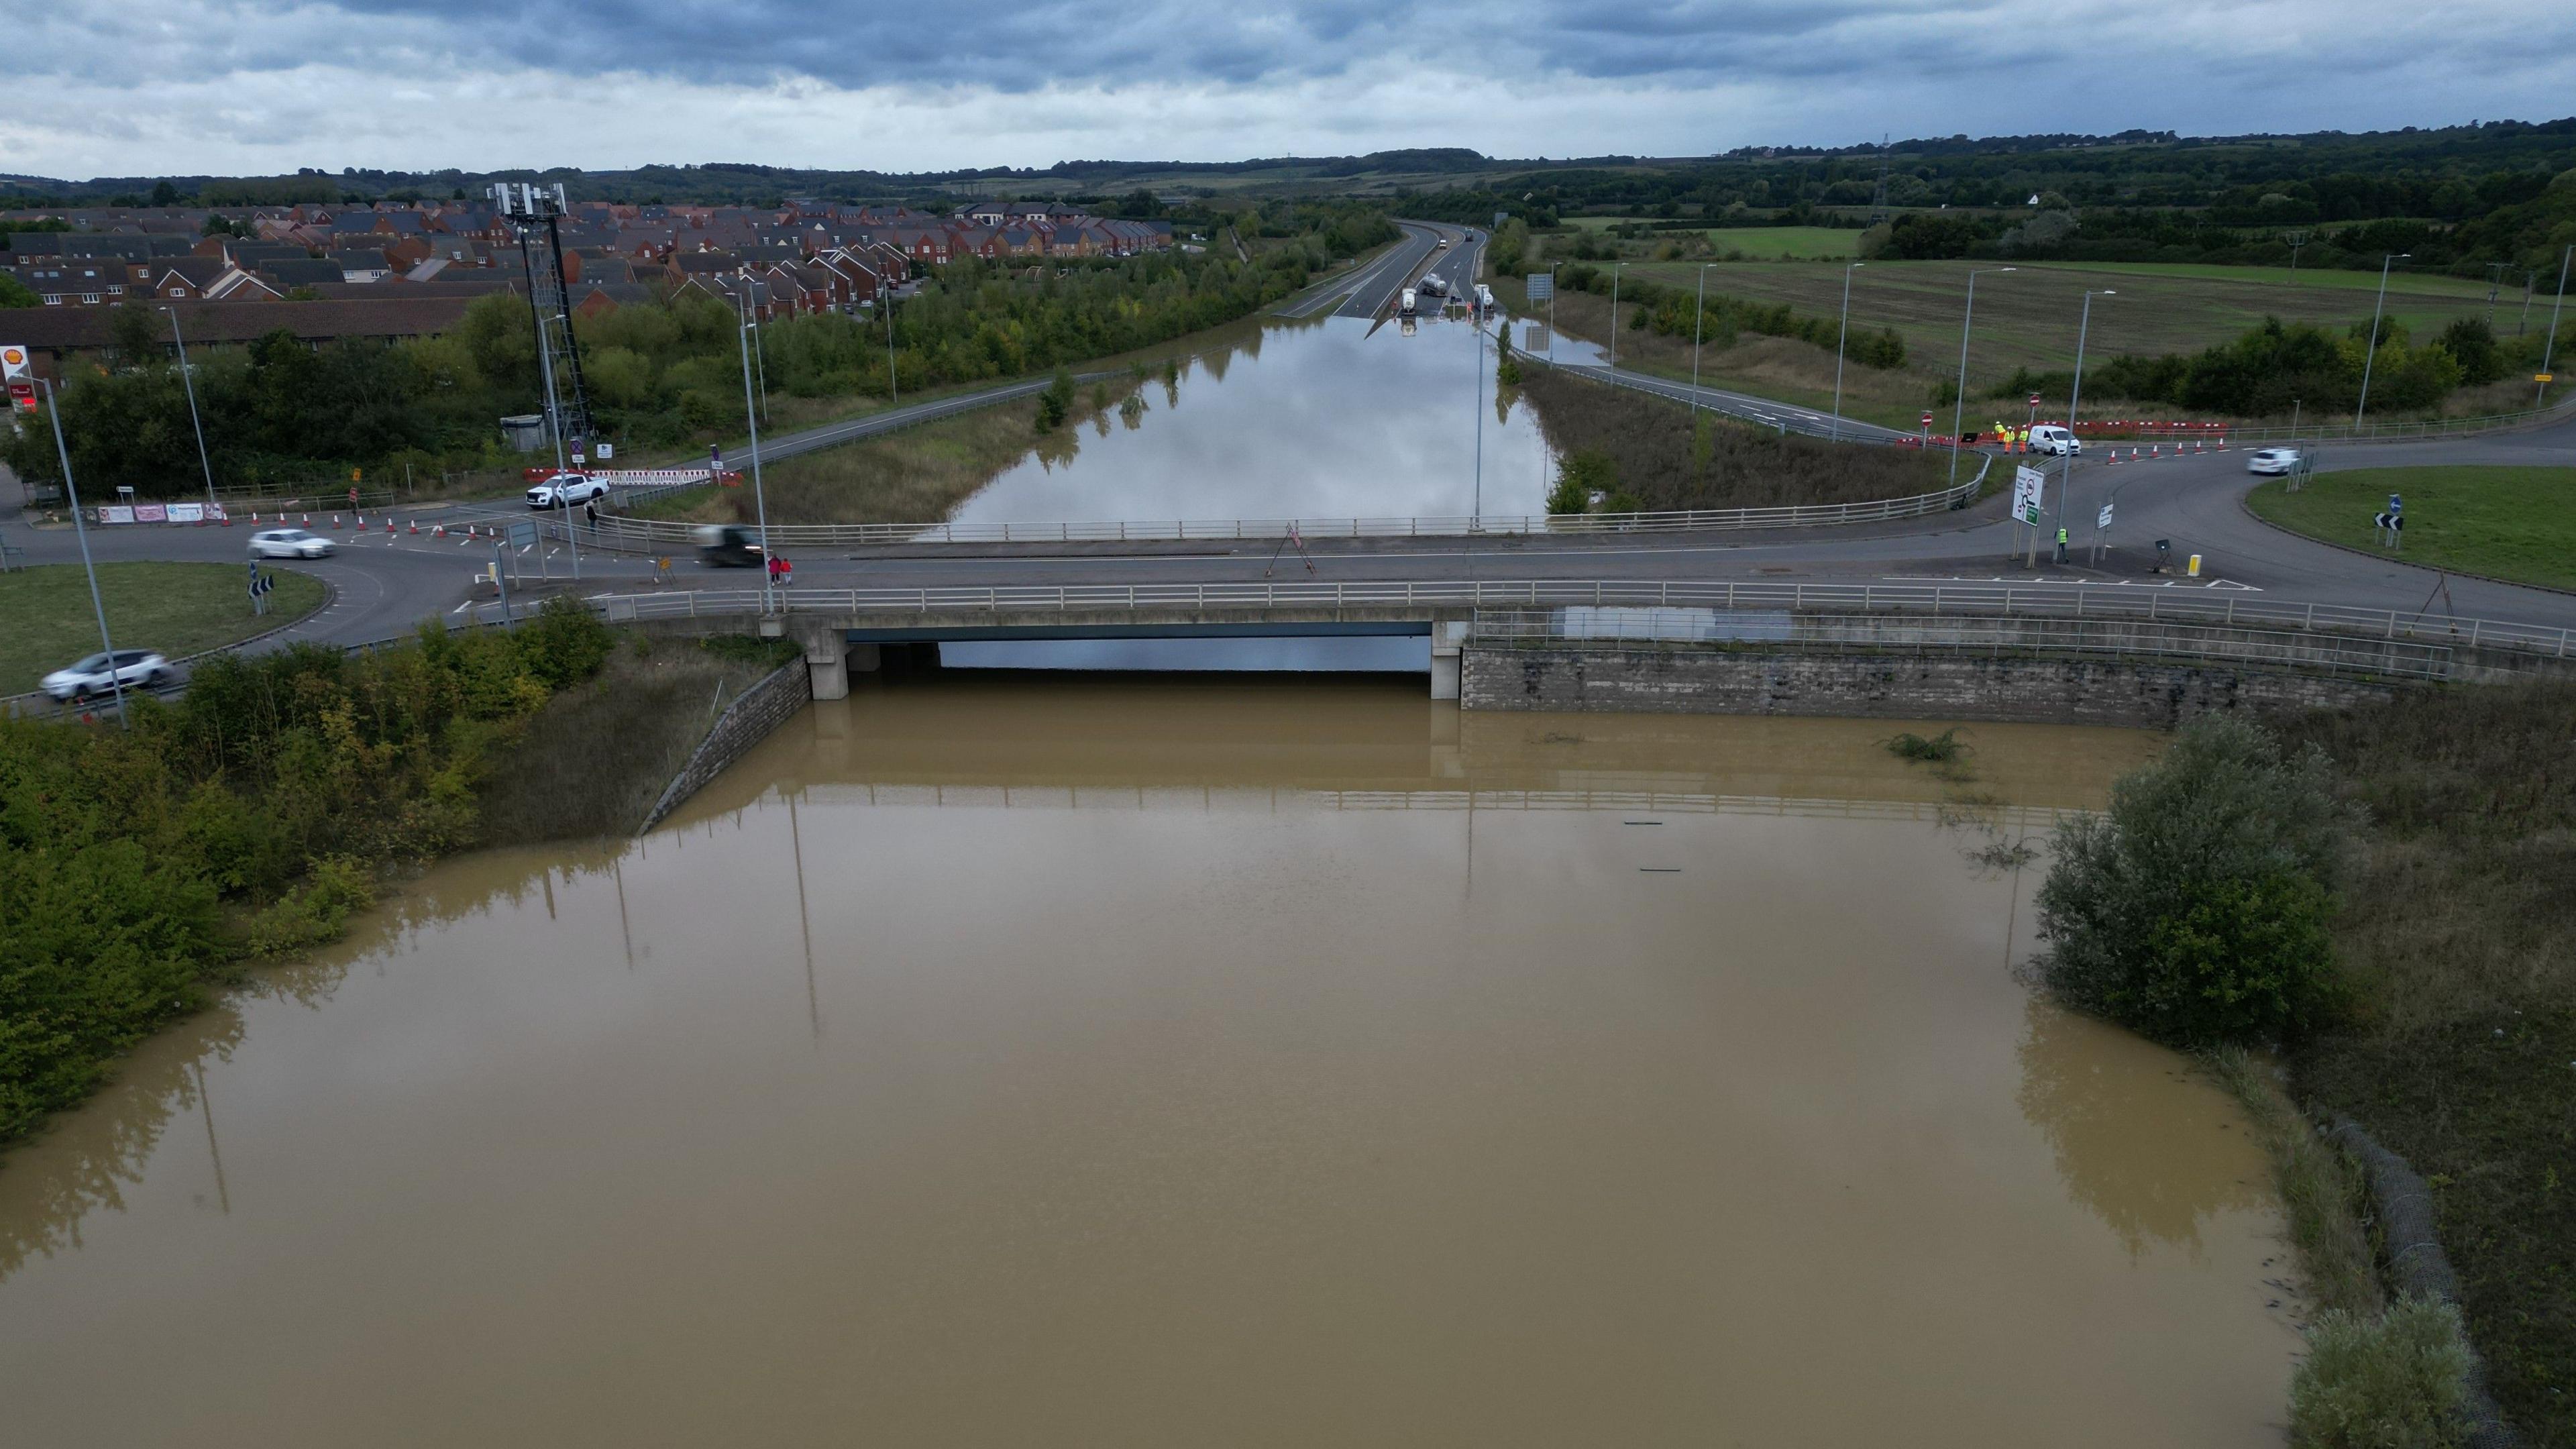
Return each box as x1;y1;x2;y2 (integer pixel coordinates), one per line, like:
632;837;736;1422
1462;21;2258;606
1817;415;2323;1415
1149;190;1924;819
150;180;180;207
2435;317;2505;386
1549;448;1617;515
107;305;164;370
2035;714;2348;1049
0;272;37;309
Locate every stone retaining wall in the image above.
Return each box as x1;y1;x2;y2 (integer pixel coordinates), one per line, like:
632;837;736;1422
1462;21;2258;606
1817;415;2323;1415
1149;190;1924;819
1462;645;2402;728
637;660;813;831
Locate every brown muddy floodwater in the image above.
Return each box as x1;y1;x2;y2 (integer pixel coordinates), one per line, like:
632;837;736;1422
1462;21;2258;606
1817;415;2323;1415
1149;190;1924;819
0;678;2300;1447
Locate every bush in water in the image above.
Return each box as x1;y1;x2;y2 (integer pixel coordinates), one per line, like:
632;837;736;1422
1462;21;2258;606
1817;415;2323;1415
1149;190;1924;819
2035;713;2349;1049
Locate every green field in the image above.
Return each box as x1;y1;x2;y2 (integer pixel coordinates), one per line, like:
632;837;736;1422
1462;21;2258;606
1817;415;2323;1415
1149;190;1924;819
2245;466;2576;591
1619;258;2503;380
1;561;325;696
1566;221;1858;259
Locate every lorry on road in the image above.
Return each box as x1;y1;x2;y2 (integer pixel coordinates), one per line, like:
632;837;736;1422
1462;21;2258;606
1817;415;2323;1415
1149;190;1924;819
1418;273;1447;297
1399;288;1417;317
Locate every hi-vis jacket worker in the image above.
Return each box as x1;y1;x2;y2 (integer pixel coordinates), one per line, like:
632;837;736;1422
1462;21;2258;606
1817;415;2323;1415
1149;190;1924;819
2015;427;2030;453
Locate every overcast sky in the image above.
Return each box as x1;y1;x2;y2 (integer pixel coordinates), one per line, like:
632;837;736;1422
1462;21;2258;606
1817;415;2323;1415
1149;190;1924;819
9;0;2574;180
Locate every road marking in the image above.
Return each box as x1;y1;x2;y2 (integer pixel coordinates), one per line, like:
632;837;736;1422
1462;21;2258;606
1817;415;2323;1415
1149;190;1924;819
1880;574;2262;592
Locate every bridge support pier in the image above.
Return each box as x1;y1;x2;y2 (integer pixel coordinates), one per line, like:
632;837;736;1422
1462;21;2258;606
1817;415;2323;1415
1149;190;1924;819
1430;619;1464;700
795;627;877;702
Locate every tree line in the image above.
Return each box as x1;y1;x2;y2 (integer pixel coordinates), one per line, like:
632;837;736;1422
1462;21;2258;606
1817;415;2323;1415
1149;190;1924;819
1990;313;2559;417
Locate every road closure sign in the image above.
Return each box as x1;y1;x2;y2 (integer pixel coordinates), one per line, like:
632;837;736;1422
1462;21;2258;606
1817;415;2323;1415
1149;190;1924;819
2012;466;2045;525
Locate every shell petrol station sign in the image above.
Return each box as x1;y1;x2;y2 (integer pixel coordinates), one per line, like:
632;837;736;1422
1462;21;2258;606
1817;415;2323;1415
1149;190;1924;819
1;343;34;415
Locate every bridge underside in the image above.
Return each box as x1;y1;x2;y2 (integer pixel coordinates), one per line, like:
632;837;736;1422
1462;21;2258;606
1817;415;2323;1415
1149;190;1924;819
782;608;1468;700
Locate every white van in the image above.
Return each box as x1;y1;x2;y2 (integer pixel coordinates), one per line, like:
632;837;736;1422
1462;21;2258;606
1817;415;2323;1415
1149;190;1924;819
2029;425;2082;457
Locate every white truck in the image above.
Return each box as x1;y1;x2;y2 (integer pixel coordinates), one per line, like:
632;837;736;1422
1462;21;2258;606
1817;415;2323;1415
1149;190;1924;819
1399;288;1417;317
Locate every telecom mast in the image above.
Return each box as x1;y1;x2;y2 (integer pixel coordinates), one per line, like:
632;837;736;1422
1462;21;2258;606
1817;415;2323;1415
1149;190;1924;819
491;180;595;464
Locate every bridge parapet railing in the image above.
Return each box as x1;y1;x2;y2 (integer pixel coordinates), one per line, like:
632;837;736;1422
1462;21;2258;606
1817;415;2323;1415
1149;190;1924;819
1469;606;2459;681
566;460;1991;554
568;578;2573;663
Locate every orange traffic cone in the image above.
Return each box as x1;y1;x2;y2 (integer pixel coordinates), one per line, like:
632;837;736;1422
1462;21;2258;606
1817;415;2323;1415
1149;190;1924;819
331;514;341;529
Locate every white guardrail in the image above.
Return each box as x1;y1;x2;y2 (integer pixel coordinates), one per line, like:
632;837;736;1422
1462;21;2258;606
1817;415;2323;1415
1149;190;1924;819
564;578;2576;661
573;456;1992;551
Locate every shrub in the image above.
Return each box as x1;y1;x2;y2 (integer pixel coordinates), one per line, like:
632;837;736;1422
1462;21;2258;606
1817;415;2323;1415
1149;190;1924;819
2289;1297;2474;1449
2035;714;2348;1048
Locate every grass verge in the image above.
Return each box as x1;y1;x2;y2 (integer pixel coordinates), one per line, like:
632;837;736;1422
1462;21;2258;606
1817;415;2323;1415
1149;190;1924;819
476;632;798;841
2271;682;2576;1445
631;384;1137;527
1;561;325;696
1513;362;1956;510
2247;466;2576;592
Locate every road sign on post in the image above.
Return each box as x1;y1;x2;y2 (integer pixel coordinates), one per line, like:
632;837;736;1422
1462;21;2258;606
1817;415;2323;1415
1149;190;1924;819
2097;502;2114;530
1525;273;1554;303
2012;466;2045;524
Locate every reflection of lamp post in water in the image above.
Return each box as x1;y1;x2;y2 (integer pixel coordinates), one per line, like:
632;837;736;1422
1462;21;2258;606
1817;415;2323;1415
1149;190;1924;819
790;793;820;1042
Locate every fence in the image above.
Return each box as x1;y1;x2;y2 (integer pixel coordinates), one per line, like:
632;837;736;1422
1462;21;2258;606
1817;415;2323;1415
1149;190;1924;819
1469;607;2459;682
567;455;1992;553
572;578;2576;661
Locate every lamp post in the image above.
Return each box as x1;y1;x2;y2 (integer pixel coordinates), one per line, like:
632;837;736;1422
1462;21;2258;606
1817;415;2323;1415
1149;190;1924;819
883;280;900;404
1829;261;1864;441
2353;252;2409;430
1546;262;1560;364
735;289;777;614
2538;243;2572;407
1607;262;1622;368
1949;266;2015;486
160;306;218;506
38;377;127;726
2049;289;2114;568
1690;262;1715;413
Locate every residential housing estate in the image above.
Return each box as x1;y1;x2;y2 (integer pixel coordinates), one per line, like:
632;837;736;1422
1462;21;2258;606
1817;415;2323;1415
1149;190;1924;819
0;197;1174;372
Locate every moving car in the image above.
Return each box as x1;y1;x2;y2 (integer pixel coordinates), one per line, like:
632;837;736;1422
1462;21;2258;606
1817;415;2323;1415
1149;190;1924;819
2028;425;2082;457
42;649;172;702
250;527;335;559
527;473;611;510
694;524;765;568
2246;447;2304;476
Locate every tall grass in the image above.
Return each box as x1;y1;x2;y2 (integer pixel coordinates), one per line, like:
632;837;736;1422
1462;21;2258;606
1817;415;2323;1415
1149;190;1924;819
1516;363;1951;512
475;633;798;842
2290;1298;2475;1449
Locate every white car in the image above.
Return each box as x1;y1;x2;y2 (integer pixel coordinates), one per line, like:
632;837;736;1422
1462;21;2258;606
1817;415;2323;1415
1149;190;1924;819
2029;425;2083;456
42;649;173;702
250;527;335;559
527;474;610;510
2246;447;2304;476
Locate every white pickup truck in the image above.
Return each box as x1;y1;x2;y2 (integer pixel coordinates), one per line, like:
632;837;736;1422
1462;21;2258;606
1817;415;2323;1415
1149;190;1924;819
527;473;610;509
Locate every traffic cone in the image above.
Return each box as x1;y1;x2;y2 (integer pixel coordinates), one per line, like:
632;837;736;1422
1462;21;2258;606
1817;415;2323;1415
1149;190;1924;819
2107;448;2121;466
301;513;311;526
433;525;445;537
408;519;418;534
331;514;341;529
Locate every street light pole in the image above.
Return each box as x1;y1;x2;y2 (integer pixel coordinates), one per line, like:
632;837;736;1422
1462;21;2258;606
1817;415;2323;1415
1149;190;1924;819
1690;262;1713;413
1950;266;2015;486
1608;262;1621;369
1546;262;1559;364
2538;243;2573;407
2353;252;2409;430
736;289;776;614
40;377;127;726
1472;309;1484;523
2051;288;2113;568
161;306;218;506
1830;261;1864;441
883;281;899;404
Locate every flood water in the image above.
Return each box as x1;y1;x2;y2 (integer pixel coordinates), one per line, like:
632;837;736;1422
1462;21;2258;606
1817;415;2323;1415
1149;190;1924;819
0;680;2302;1447
951;314;1554;524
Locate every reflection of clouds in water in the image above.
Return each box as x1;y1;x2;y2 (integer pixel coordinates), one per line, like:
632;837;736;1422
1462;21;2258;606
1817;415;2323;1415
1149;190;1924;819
953;315;1551;524
2015;996;2264;1258
0;843;628;1285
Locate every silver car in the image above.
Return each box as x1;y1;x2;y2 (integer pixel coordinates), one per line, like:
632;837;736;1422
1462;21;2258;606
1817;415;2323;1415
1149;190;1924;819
42;649;173;702
251;527;335;558
2246;447;2303;476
